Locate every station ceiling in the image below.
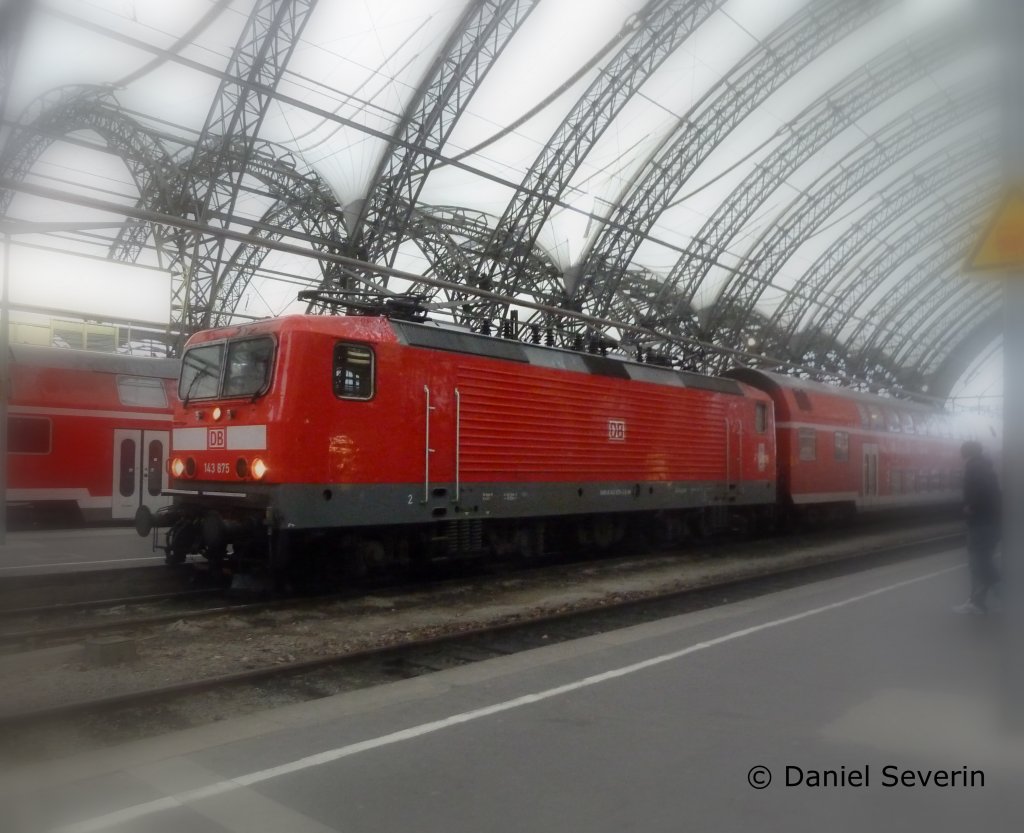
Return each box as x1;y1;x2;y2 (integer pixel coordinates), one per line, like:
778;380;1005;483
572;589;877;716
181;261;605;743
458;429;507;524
0;0;1003;399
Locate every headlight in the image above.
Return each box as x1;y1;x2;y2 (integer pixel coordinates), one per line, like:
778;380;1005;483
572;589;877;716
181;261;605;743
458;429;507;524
251;458;268;480
170;458;186;478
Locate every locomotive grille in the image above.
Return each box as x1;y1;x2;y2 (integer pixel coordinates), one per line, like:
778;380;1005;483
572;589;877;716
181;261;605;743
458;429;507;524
447;519;484;555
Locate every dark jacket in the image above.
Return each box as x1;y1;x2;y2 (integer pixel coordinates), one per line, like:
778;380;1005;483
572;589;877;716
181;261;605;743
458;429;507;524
963;453;1001;526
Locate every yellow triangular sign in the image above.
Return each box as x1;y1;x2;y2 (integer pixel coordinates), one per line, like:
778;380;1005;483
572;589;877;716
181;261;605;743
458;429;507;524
966;189;1024;272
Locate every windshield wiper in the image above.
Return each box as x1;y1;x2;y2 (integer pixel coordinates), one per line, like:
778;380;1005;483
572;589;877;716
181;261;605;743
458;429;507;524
182;364;215;406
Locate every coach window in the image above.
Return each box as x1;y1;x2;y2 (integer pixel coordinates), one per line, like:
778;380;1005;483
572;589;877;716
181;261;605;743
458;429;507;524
834;431;849;462
118;376;168;408
118;438;136;498
868;405;884;431
885;409;901;432
798;428;816;462
793;390;813;411
901;412;915;434
147;440;163;497
8;416;51;454
333;343;374;400
755;403;767;434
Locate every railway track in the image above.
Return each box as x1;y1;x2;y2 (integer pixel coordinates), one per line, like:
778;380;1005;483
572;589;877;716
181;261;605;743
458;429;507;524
0;525;962;749
0;565;203;615
0;519;958;650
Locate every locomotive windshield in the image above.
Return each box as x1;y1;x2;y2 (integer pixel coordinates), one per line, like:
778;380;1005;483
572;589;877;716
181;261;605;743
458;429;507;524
179;337;274;401
180;343;223;402
224;338;274;397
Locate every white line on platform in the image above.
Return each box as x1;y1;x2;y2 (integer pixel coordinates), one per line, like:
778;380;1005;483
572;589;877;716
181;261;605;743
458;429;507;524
56;563;959;833
0;556;163;572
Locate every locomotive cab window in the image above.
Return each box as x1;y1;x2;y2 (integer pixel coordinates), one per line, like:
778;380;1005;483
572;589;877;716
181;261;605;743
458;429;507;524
755;403;767;434
334;343;374;400
223;337;275;398
180;343;223;401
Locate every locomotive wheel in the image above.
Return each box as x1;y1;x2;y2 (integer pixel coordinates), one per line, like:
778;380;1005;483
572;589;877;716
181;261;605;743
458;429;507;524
164;524;196;566
687;511;712;542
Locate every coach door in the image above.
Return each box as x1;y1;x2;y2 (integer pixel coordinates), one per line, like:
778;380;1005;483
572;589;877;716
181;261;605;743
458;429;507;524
724;418;743;500
112;429;171;519
862;443;879;506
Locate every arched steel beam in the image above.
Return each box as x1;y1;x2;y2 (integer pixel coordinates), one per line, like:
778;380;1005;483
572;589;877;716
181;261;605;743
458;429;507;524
701;85;991;368
844;205;994;366
0;84;179;254
173;0;319;337
889;270;998;374
0;0;34;159
472;0;726;299
212;193;342;326
112;132;336;262
908;286;999;389
656;26;966;328
572;0;891;321
846;227;982;377
769;139;994;357
403;203;565;314
926;309;1000;399
821;196;987;351
176;136;342;327
343;0;538;273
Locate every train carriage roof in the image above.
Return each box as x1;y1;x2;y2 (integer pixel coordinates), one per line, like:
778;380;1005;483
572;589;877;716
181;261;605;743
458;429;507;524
390;319;748;396
724;367;942;414
9;344;179;379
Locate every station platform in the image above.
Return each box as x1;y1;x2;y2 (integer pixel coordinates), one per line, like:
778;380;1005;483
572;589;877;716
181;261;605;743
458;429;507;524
5;549;1022;833
0;527;162;575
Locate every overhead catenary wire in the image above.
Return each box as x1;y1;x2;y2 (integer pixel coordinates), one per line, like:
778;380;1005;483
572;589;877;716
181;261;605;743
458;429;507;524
113;0;235;89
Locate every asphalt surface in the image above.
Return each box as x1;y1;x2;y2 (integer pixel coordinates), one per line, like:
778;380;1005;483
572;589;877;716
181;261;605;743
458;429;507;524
5;547;1021;833
0;528;163;575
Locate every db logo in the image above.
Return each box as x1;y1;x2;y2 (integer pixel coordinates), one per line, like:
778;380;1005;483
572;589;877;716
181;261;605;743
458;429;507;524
208;428;226;449
757;443;768;472
607;419;626;442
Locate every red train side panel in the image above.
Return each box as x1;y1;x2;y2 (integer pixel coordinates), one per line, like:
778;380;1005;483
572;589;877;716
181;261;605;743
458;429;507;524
163;316;776;545
727;368;973;512
7;345;178;522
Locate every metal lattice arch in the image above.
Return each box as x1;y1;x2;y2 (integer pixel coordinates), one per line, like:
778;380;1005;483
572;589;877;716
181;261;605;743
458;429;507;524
0;0;1002;400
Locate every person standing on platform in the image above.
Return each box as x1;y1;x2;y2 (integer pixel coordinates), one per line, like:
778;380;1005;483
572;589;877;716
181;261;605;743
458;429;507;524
955;441;1002;614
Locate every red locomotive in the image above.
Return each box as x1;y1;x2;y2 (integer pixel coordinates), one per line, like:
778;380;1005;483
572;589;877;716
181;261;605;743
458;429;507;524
7;344;178;524
137;313;979;575
138;314;776;571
